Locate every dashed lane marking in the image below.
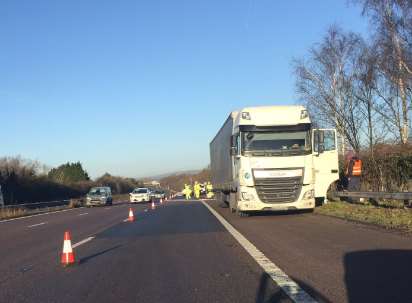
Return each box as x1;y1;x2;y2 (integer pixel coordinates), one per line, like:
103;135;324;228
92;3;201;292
27;222;47;228
201;200;317;303
72;236;95;249
78;212;89;216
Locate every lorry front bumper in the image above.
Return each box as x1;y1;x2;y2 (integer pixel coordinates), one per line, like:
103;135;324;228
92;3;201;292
237;185;315;212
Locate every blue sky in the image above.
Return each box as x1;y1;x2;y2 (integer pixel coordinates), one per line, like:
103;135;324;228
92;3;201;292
1;0;368;178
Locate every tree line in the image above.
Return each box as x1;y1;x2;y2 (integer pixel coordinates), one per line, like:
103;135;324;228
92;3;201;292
294;0;412;153
0;157;144;205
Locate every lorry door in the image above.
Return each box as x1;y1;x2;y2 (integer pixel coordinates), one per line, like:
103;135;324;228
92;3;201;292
312;129;339;199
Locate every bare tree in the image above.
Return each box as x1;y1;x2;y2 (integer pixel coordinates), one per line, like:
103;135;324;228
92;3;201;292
294;26;364;153
358;0;412;143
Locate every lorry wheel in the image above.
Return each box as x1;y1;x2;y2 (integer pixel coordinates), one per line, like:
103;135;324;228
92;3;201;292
237;210;249;217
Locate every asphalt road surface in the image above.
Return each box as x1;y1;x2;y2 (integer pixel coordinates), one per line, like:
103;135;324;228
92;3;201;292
1;199;411;303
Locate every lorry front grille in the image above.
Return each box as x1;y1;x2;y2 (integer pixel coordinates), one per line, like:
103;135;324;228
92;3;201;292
254;177;302;204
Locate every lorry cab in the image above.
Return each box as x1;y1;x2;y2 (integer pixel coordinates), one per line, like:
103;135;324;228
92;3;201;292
210;105;339;215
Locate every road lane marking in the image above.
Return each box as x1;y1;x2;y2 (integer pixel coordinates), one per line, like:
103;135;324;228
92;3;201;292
201;200;317;303
27;222;46;228
78;212;89;216
72;236;95;249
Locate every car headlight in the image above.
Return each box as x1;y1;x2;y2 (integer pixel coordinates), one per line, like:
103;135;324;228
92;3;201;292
303;189;314;200
241;192;254;201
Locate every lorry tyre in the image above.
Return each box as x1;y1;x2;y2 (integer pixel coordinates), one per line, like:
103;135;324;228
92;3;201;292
237;210;249;217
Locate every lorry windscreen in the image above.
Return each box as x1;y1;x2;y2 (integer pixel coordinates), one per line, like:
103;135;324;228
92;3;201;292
242;131;311;155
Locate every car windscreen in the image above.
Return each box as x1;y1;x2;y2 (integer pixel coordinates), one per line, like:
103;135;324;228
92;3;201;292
89;188;106;195
134;189;148;194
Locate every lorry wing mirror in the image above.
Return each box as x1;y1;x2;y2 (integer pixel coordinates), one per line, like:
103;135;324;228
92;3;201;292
316;130;325;154
230;147;237;156
230;135;236;147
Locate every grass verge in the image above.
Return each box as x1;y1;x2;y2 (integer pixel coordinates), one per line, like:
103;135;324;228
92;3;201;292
0;205;72;220
315;201;412;233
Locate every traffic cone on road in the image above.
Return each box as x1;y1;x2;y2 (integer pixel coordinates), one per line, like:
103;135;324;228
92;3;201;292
151;200;155;210
61;231;75;266
128;208;134;222
160;198;163;205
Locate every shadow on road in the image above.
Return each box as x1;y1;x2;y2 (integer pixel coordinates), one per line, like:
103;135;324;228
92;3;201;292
254;272;331;303
79;245;122;264
344;249;412;302
254;272;290;303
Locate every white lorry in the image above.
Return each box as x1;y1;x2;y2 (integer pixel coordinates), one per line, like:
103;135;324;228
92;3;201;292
210;105;339;215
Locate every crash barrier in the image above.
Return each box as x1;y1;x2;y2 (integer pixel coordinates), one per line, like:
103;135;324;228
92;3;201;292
336;191;412;207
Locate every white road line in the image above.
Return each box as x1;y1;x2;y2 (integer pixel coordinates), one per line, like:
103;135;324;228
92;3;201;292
27;222;46;228
123;218;129;222
0;207;84;223
72;236;95;249
201;201;317;303
78;212;89;216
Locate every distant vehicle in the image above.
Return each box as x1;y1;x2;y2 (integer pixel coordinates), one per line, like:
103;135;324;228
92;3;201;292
130;188;152;203
85;187;112;207
174;192;184;199
210;105;339;216
153;190;166;199
199;183;207;196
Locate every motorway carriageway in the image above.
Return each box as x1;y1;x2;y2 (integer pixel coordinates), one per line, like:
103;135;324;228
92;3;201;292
0;199;411;303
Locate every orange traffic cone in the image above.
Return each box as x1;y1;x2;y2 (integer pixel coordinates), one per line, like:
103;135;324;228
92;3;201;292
61;231;75;266
151;200;155;210
128;208;134;222
160;198;163;205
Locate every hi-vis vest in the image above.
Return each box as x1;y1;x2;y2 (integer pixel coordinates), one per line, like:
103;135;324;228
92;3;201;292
352;159;362;176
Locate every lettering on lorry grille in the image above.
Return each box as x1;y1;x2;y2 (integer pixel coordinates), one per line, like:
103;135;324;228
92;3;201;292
254;176;302;204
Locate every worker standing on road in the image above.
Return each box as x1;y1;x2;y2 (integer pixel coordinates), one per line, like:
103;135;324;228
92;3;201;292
183;184;192;200
346;155;362;193
206;182;214;199
194;181;201;199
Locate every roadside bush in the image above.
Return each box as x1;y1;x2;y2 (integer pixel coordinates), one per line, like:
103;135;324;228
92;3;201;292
360;144;412;192
68;198;83;208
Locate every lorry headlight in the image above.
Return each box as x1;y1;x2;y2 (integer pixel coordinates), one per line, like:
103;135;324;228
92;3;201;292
303;189;314;200
241;192;254;201
244;172;251;179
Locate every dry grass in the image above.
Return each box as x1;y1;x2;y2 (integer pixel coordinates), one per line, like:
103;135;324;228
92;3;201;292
315;201;412;232
0;207;28;220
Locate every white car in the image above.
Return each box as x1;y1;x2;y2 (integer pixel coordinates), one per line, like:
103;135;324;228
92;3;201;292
130;188;152;203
